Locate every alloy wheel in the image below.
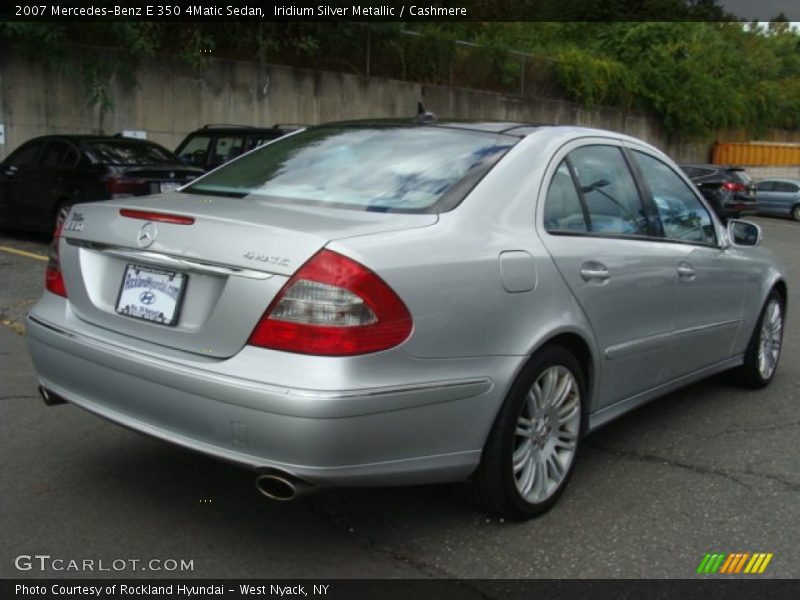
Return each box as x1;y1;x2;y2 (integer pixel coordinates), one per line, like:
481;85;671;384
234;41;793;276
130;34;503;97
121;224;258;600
512;365;581;503
757;298;783;380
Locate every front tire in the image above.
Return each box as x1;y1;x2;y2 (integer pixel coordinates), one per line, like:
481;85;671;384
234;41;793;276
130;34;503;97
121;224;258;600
471;345;585;520
792;205;800;222
730;291;784;388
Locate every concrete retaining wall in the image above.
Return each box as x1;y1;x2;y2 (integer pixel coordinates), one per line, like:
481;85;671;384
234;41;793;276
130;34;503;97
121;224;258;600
0;47;793;168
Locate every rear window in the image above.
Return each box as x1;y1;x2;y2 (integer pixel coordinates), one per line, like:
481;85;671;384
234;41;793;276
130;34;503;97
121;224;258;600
181;125;516;212
83;141;176;165
727;169;752;184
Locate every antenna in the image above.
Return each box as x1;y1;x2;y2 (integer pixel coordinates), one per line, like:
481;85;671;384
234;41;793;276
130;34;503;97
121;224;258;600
415;102;437;124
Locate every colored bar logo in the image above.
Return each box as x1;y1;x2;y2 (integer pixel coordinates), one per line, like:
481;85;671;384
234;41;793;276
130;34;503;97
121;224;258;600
697;553;773;574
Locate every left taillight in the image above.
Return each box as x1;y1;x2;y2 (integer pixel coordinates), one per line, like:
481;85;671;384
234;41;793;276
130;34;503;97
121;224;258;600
45;214;67;298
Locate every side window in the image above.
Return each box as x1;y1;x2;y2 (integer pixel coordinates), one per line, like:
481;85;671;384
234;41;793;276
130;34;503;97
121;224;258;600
632;151;716;245
568;145;648;236
41;141;79;169
246;134;280;151
774;182;798;193
5;141;45;168
756;181;775;192
176;135;212;167
210;135;246;168
544;161;588;232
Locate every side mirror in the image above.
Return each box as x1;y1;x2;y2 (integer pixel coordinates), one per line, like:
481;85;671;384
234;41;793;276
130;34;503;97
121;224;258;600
728;219;761;247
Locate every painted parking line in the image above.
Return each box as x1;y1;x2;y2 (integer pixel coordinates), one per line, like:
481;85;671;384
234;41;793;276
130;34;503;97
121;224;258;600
0;246;48;262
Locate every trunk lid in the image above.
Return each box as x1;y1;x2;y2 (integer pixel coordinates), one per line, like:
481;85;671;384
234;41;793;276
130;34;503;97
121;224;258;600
58;193;436;357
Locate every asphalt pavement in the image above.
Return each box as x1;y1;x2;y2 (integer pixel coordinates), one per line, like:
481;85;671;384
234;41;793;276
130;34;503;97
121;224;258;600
0;218;798;581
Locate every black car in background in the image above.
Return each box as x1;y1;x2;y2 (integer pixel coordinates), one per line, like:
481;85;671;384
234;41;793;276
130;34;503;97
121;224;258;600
0;135;204;234
679;163;757;220
174;124;301;171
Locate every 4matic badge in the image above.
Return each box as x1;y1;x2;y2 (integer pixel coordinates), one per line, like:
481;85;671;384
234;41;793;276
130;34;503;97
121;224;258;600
243;251;290;268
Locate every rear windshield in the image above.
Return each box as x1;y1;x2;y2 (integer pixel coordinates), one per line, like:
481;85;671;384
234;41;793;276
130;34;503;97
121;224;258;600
727;168;752;184
181;125;516;212
83;141;176;165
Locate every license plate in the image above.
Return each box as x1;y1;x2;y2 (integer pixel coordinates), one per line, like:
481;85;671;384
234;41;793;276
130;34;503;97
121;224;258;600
160;181;181;193
115;264;187;326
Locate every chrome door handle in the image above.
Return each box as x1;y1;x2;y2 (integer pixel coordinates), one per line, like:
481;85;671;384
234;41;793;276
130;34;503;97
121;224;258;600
677;262;695;279
580;262;609;281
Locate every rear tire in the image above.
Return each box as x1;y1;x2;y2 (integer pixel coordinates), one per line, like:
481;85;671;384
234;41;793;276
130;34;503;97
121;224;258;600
792;205;800;222
730;291;784;388
471;345;585;520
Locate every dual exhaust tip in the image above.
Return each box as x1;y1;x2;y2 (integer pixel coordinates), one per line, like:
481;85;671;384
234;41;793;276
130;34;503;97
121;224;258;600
255;471;318;502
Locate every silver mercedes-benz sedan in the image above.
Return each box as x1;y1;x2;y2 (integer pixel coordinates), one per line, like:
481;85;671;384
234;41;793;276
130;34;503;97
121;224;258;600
26;120;787;519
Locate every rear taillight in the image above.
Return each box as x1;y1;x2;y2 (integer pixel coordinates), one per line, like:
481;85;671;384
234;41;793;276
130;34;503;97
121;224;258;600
106;176;148;199
248;249;412;356
722;182;747;192
45;216;67;298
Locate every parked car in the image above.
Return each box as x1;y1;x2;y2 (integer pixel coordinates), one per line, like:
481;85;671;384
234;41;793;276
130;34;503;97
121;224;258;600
679;164;757;220
26;120;786;520
174;124;301;171
0;135;203;234
754;178;800;221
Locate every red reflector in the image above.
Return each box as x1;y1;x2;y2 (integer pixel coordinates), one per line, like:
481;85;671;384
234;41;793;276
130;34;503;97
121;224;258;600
119;209;195;225
248;249;412;356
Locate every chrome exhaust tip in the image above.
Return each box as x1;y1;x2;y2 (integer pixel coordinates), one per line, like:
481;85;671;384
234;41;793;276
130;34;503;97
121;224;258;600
255;471;317;502
39;386;67;406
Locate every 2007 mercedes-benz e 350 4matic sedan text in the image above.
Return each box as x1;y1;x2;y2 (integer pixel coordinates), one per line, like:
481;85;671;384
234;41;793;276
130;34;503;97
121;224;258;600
26;119;787;519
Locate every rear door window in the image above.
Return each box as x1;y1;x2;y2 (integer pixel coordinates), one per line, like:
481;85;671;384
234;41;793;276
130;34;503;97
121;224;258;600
774;182;799;193
756;181;775;192
567;145;649;236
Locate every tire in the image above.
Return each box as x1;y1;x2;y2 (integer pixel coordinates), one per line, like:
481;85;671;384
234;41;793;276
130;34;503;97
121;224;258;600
730;291;784;388
792;205;800;222
471;345;585;520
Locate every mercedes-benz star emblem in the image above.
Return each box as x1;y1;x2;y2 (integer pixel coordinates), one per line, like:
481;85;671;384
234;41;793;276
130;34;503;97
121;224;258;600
139;291;156;305
137;222;157;248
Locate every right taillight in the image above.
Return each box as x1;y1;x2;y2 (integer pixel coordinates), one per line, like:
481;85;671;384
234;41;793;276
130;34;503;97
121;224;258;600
45;214;67;298
247;249;412;356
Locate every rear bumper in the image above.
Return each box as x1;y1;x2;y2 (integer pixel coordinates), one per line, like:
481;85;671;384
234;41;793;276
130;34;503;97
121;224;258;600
25;304;511;486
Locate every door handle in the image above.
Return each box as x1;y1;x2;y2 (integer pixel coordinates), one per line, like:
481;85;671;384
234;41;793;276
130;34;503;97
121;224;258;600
677;262;695;279
580;261;609;281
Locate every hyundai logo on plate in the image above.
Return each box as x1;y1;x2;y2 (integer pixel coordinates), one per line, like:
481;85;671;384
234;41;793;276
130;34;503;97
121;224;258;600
139;291;156;305
137;222;157;248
